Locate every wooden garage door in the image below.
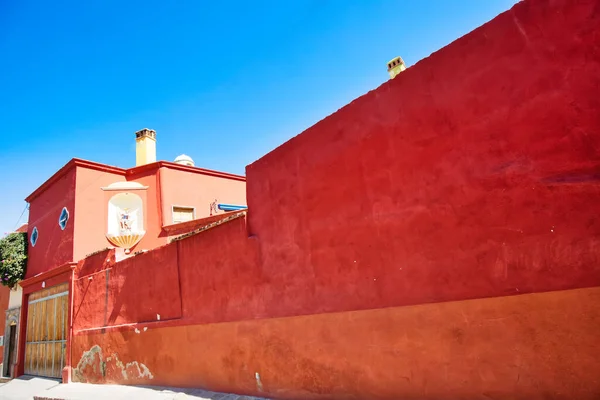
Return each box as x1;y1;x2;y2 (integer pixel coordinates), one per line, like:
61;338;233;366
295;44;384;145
24;283;69;378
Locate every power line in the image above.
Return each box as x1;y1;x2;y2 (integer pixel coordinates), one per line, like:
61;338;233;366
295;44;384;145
12;203;29;232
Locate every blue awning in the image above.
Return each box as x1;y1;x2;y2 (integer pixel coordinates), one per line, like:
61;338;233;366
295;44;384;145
217;204;248;212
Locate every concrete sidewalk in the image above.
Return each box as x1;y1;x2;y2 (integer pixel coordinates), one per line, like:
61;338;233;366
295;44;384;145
0;377;268;400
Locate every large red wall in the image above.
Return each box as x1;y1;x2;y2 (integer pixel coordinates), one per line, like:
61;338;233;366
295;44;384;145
73;286;600;399
69;0;600;398
73;244;182;331
246;0;600;314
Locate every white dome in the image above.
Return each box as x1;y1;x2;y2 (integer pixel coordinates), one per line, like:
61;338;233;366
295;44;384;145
174;154;195;166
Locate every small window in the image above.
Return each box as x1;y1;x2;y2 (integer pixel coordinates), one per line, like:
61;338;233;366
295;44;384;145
58;207;69;230
172;206;195;224
31;227;39;247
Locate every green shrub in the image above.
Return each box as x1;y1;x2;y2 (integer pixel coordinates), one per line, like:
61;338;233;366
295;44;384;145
0;232;27;288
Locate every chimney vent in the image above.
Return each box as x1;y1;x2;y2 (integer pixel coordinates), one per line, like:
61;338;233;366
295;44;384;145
387;56;406;79
135;128;157;166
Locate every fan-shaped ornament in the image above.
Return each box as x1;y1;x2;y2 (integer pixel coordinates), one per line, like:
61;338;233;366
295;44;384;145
106;192;146;253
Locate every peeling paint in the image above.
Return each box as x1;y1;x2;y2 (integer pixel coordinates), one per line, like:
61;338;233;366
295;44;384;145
105;354;128;380
73;345;154;383
124;359;154;380
255;372;263;392
73;345;103;383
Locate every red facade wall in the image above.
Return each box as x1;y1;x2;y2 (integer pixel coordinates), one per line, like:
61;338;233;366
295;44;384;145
106;247;181;325
71;216;253;333
64;0;600;398
26;159;246;273
25;167;76;278
159;166;246;225
177;217;260;324
72;286;600;400
73;244;182;331
73;167;126;261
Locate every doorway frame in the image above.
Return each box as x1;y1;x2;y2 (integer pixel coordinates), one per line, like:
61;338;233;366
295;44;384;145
15;262;76;382
2;308;20;378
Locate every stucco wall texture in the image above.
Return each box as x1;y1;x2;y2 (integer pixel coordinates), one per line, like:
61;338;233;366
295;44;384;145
73;287;600;400
25;167;76;278
159;167;247;225
73;167;126;262
70;0;600;399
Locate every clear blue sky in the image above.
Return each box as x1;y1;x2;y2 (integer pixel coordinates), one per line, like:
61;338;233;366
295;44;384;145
0;0;516;235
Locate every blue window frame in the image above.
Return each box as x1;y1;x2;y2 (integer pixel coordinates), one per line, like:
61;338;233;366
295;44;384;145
30;227;38;247
58;207;69;230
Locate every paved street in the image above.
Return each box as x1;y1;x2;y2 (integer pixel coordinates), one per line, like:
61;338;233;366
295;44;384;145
0;377;268;400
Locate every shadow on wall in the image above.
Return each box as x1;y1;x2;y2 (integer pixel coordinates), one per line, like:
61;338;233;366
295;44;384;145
73;215;264;332
73;244;182;331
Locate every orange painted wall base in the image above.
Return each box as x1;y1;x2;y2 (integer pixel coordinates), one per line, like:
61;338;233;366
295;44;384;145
72;286;600;399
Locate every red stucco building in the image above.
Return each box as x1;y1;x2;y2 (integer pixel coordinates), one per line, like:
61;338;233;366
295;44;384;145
9;0;600;398
15;130;246;380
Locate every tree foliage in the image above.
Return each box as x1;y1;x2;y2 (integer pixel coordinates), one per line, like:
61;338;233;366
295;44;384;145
0;232;27;289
